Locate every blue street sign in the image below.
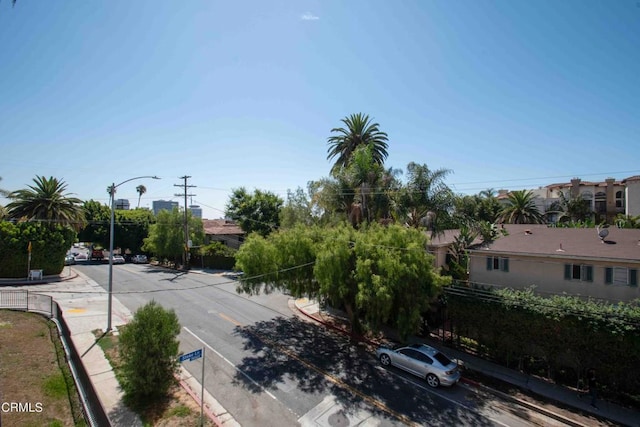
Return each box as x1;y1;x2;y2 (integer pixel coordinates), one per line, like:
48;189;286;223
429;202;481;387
179;348;203;362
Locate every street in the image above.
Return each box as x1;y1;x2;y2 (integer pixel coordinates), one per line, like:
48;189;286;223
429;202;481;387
73;262;572;426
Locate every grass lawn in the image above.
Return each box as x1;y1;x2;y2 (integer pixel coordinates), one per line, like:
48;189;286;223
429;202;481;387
0;309;86;427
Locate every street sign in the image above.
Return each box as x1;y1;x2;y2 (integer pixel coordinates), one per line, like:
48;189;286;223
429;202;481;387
179;348;203;362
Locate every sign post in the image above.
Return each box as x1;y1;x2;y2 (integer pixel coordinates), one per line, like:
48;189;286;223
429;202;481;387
178;348;205;426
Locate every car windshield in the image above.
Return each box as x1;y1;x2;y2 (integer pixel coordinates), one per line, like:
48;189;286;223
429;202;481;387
433;352;453;366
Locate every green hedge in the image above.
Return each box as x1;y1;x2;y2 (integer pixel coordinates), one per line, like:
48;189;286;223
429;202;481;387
444;285;640;407
0;221;76;278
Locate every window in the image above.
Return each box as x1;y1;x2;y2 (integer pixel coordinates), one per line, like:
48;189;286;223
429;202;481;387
486;256;509;272
564;264;593;282
605;267;638;286
615;190;625;209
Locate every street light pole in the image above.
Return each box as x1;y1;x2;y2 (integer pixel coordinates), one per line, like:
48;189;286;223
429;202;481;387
106;175;160;332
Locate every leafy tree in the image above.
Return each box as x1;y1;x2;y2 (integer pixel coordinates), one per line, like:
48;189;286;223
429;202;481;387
236;223;449;339
327;113;389;175
118;301;181;408
77;200;111;247
279;187;314;228
235;224;321;296
454;190;502;225
143;208;204;265
397;162;455;235
6;176;86;230
136;185;146;208
225;187;283;237
114;209;156;254
497;190;545;224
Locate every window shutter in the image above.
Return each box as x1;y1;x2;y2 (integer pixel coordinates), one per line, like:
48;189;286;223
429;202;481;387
486;257;493;271
502;258;509;272
630;269;638;287
564;264;571;280
605;267;613;284
584;265;593;282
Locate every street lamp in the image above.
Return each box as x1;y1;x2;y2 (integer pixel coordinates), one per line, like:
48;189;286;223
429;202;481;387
106;175;160;332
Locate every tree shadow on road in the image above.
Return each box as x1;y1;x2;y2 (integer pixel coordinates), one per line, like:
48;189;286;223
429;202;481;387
232;316;496;426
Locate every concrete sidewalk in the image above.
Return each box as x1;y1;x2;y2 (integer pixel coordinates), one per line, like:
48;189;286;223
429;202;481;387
294;297;640;427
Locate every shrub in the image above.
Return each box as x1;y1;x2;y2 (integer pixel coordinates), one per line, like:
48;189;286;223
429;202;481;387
118;301;181;408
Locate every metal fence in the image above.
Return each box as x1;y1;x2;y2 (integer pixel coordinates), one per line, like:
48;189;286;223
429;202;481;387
0;289;110;427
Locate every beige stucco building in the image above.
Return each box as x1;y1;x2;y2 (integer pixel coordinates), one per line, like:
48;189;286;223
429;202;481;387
467;224;640;302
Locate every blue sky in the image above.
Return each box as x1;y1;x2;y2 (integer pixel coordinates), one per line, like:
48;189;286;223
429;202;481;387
1;0;639;219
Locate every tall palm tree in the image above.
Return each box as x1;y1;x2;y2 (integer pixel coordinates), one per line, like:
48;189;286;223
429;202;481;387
497;190;545;224
6;176;85;230
136;184;147;208
327;113;389;175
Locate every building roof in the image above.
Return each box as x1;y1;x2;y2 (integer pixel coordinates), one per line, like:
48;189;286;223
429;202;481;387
202;219;244;236
468;224;640;262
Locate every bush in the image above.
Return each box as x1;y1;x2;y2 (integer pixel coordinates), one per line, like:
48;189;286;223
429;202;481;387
118;301;181;408
0;221;76;277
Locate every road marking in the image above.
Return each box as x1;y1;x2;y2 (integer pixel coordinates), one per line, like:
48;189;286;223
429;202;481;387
218;312;242;326
182;326;277;400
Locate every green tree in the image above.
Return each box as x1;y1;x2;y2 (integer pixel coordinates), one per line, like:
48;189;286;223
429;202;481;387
236;223;449;339
118;301;181;408
114;209;156;254
77;200;111;247
6;176;85;230
135;185;146;208
225;187;283;236
497;190;545;224
279;187;314;228
397;162;455;235
327;113;389;175
143;208;204;265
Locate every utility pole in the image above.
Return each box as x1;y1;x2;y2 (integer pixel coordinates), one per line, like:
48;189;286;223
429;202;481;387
174;176;196;270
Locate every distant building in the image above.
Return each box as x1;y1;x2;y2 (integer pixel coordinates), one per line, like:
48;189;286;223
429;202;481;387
202;219;245;249
152;200;179;216
189;205;203;219
115;199;130;210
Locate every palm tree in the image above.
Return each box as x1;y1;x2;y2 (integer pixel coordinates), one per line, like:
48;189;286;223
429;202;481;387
5;176;85;230
497;190;545;224
0;177;10;197
398;162;455;235
136;184;147;208
327;113;389;175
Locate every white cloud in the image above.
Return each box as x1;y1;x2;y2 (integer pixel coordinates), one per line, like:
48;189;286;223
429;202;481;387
301;12;319;21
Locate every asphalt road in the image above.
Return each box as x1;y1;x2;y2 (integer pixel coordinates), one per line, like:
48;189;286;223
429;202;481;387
74;262;572;427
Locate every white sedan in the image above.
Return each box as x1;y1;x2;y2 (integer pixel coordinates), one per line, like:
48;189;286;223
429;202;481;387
376;343;461;388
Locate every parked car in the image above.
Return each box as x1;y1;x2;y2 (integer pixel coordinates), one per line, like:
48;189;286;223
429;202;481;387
131;254;148;264
112;255;125;264
74;253;88;261
376;343;461;388
64;254;76;265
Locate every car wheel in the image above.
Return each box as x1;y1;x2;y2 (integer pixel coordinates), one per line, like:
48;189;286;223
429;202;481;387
426;373;440;388
379;354;391;366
